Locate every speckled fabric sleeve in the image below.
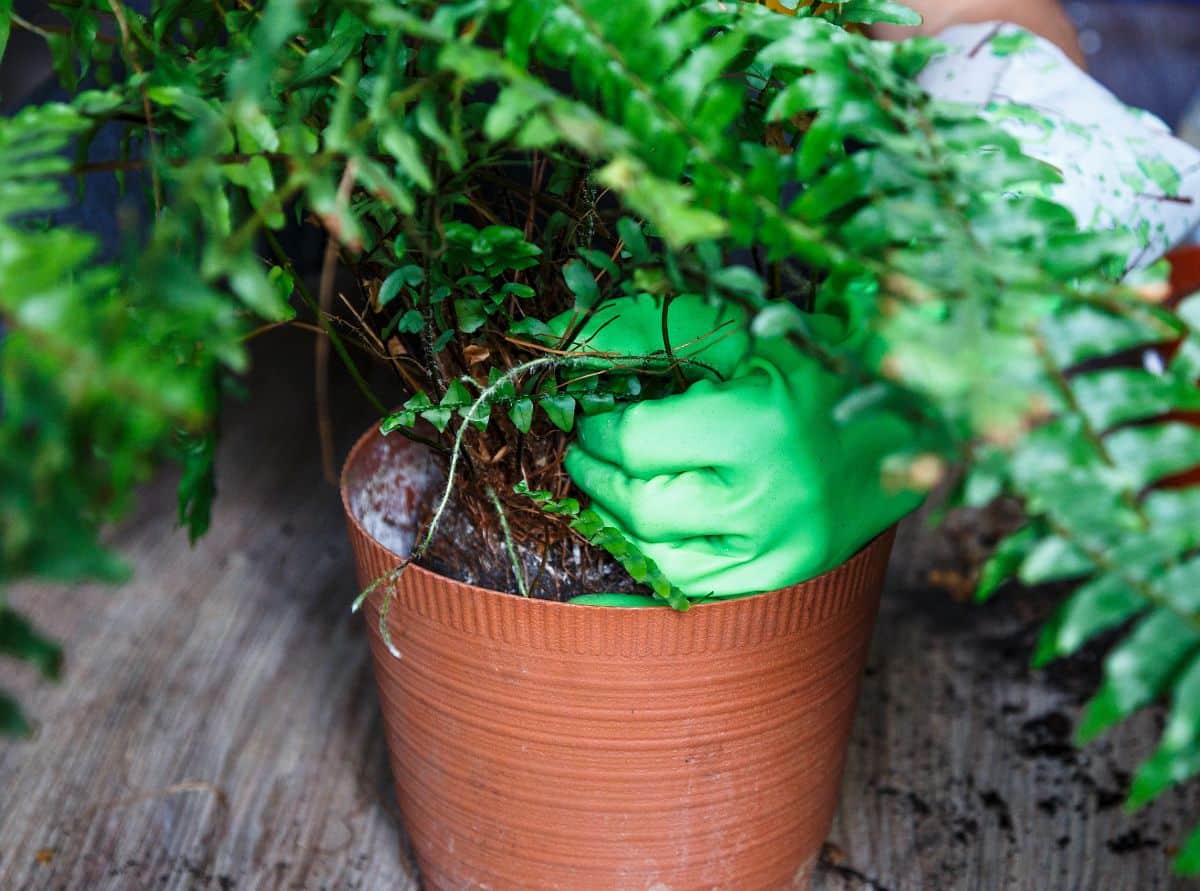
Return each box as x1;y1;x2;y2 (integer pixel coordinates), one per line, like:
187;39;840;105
917;22;1200;270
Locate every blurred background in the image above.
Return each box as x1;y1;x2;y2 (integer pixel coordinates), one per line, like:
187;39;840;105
6;1;1199;122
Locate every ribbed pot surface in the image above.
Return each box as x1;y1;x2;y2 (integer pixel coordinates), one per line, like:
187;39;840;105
341;425;892;891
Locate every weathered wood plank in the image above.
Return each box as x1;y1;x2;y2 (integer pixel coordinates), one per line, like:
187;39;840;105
1;332;414;891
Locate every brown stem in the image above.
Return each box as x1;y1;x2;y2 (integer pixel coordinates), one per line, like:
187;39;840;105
315;162;359;483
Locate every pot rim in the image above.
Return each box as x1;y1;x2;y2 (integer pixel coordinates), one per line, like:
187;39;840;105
340;420;890;614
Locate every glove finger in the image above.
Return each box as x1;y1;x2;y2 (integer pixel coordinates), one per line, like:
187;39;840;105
566;447;734;541
677;544;826;596
588;505;755;598
576;380;758;478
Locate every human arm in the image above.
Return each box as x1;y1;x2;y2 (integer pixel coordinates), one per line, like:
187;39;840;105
870;0;1085;67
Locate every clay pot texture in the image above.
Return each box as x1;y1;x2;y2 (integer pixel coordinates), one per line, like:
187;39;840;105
1168;244;1200;301
341;424;893;890
1144;247;1200;489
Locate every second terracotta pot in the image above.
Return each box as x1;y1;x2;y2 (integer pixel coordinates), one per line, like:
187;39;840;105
342;425;892;890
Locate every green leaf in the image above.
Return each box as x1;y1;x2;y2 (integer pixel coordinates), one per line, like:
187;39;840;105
1176;824;1200;875
976;525;1037;602
454;297;488;333
711;265;766;303
563;259;601;310
354;156;415;215
442;378;471;411
488;366;516;401
579;248;619;279
577;391;616;415
1076;609;1200;744
234;102;280;153
961;446;1008;507
415;97;465;171
499;282;535;300
380;410;416;433
1032;574;1145;667
1072;368;1200;430
0;691;30;737
1106;423;1200;489
291;11;366;86
514;479;579;516
503;1;551;68
1145;488;1200;532
228;254;295;321
1042;306;1163;368
595;157;729;248
513;479;549;502
321;59;360;152
508;397;534;434
539;393;576;432
569;510;690;610
541;495;581;516
381;126;434;191
400;390;452;431
616;217;649;263
835;0;922;26
391;309;424;335
177;429;217;543
421;406;452;432
0;608;63;680
0;0;13;64
378;265;424;308
1128;652;1200;809
1019;536;1090;585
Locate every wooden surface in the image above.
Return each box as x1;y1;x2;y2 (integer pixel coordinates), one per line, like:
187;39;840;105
3;332;1196;890
1;334;416;891
3;4;1198;888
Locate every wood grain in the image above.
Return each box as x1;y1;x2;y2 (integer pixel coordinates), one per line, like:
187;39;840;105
817;516;1197;891
0;332;415;891
3;2;1199;887
0;333;1195;890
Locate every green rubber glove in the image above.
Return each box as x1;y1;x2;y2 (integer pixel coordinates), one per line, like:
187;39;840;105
553;296;927;599
569;593;668;608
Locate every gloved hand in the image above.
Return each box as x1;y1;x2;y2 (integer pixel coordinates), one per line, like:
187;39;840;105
549;295;928;598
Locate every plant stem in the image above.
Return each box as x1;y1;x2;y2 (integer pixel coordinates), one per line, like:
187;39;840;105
487;484;529;597
261;230;388;417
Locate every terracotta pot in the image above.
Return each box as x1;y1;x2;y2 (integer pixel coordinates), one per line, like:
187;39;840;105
1146;247;1200;489
1168;244;1200;302
341;424;894;890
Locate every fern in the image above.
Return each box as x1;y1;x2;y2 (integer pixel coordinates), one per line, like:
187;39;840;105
3;0;1199;870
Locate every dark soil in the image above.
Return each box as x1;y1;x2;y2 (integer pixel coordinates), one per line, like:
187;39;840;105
351;419;648;601
414;480;648;600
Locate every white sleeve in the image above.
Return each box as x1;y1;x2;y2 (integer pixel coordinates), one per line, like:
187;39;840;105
916;22;1200;270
